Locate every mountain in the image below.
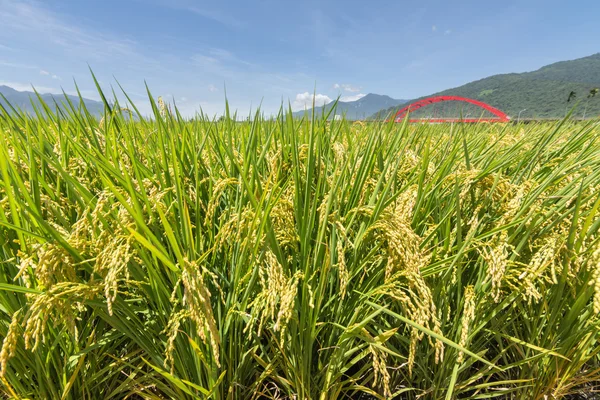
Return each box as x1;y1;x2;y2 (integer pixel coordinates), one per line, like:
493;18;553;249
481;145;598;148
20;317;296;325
294;93;407;120
372;53;600;119
0;85;105;116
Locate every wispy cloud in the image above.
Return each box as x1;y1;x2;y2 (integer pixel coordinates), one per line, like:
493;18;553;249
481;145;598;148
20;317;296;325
185;6;245;29
0;60;37;69
403;59;425;71
191;55;219;67
432;25;437;32
0;1;364;117
444;29;452;35
333;83;361;93
191;48;257;79
0;0;155;67
208;48;255;66
143;0;244;29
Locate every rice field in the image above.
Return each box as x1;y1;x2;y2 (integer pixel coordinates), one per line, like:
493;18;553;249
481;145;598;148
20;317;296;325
1;90;600;399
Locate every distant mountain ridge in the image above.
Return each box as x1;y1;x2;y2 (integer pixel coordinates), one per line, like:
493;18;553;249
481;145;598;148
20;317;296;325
4;53;600;121
372;53;600;119
293;93;407;120
0;85;105;116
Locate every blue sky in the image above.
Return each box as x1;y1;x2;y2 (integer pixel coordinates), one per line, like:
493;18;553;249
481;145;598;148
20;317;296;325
1;0;599;116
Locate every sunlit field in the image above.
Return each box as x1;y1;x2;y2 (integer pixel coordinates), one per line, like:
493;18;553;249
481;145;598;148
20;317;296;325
1;89;600;399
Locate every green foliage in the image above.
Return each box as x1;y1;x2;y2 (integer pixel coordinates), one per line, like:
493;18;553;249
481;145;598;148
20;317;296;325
374;53;600;119
568;91;577;102
1;86;600;399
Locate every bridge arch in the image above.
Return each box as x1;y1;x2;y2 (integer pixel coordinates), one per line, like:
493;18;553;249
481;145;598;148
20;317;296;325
394;96;510;123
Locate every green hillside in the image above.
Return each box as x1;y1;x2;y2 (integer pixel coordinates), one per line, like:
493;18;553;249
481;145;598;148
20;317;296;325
373;53;600;119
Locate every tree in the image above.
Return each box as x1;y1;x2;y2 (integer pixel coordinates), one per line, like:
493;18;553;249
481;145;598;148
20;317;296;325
581;88;599;119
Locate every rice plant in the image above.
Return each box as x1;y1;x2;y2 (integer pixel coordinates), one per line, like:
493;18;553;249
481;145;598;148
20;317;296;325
1;85;599;399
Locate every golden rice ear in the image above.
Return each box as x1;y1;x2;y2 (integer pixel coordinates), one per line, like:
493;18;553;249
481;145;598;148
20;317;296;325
336;238;349;300
370;345;391;398
157;96;166;118
592;245;600;314
245;250;304;345
372;200;445;376
163;309;190;374
457;285;476;364
479;232;511;303
180;258;221;367
0;310;21;377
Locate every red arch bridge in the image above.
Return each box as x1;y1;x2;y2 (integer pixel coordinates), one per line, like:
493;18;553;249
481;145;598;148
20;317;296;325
394;96;511;123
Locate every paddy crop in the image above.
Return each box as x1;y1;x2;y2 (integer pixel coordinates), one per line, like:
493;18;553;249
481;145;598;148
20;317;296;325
1;88;600;399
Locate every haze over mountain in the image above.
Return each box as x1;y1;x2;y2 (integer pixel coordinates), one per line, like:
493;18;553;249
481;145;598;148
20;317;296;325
373;53;600;119
293;94;407;120
0;85;105;116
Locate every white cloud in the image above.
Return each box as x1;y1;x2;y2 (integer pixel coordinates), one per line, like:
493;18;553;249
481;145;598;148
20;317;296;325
180;96;188;102
208;84;218;92
333;83;361;93
40;69;61;80
292;92;332;111
444;29;452;35
340;93;366;102
432;25;437;32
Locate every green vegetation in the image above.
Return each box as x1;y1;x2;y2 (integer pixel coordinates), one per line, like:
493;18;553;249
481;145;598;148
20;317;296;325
478;89;495;97
1;87;600;399
374;53;600;119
